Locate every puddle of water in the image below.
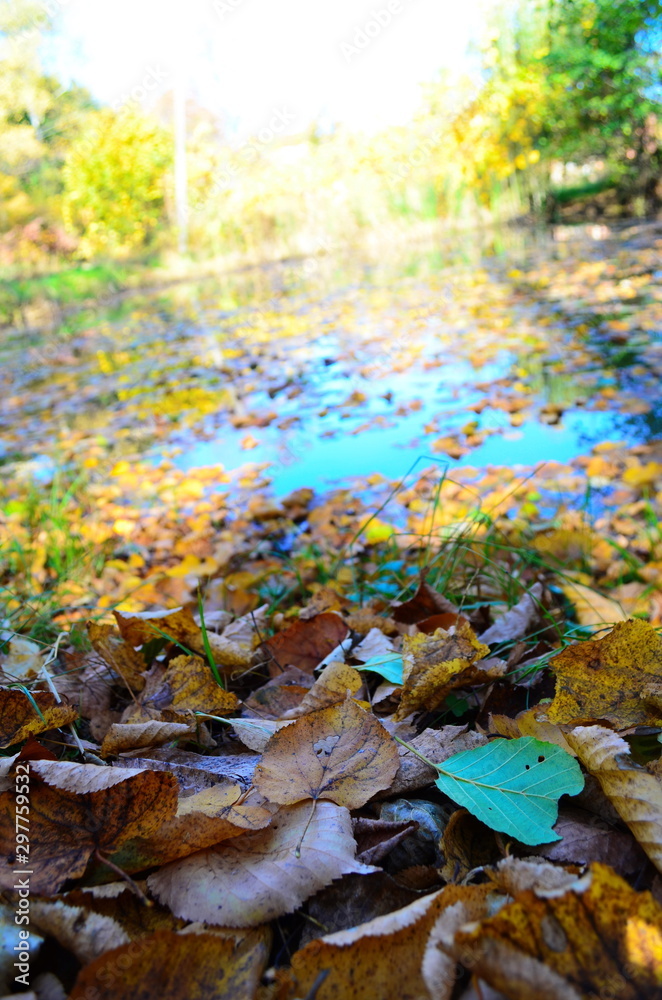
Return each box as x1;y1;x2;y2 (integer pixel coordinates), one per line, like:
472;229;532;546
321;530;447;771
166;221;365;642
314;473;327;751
2;223;661;497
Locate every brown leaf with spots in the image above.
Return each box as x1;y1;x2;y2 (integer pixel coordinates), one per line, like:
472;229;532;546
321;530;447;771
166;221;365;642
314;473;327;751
290;885;488;1000
259;612;349;675
549;618;662;726
70;928;270;1000
395;622;490;721
0;689;77;748
449;863;662;1000
0;761;178;893
253;698;400;809
151;655;239;715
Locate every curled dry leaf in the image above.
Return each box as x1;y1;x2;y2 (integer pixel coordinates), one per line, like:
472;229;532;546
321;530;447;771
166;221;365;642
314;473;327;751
450;863;662;1000
0;688;78;748
478;583;543;645
566;724;662;874
395;622;490;721
70;928;270;1000
549;618;662;727
259;612;350;675
0;761;178;893
253;698;400;809
152;655;239;715
100;720;193;758
148;800;375;926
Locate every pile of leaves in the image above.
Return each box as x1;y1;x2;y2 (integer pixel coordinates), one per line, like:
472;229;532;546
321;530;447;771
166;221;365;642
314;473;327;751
1;537;662;998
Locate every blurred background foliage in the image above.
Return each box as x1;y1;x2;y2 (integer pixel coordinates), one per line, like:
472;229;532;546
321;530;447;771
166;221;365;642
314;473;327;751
1;0;661;273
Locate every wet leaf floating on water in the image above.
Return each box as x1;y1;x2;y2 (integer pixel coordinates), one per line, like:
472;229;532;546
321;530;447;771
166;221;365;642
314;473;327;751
431;737;584;845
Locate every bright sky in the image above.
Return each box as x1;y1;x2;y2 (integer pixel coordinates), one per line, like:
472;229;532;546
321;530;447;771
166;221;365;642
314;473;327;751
45;0;487;139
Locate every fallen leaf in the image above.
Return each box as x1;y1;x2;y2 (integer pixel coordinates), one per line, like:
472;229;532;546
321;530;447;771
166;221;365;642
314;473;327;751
395;622;490;721
253;698;399;809
389;726;488;796
392;580;458;624
352;816;420;865
353;627;396;661
0;689;78;748
0;761;178;892
88;621;147;692
108;783;274;871
479;583;542;645
433;737;584;845
450;863;662;1000
152;655;239;715
70;928;269;1000
549;618;662;726
561;581;628;631
100;720;193;758
440;809;501;883
0;637;44;681
148;800;375;926
281;660;363;718
566;725;662;874
536;806;647;875
259;612;350;675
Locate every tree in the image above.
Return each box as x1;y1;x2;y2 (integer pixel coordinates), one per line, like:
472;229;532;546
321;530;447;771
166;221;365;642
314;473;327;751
62;108;172;256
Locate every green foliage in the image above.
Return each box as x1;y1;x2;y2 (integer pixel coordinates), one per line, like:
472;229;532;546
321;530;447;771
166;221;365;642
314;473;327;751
62;108;172;256
433;737;585;844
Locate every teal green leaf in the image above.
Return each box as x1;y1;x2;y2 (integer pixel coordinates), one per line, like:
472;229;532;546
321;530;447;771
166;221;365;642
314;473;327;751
434;737;584;845
356;653;403;685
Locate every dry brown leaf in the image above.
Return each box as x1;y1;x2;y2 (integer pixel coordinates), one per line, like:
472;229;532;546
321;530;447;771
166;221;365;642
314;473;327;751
291;884;491;1000
280;661;363;718
100;721;193;758
395;622;490;721
259;612;350;675
152;654;239;715
536;806;647;875
148;800;375;926
440;809;501;884
0;761;178;893
478;583;542;645
0;636;44;681
561;581;628;631
88;621;147;692
451;863;662;1000
352;816;420;866
113;747;259;795
253;698;399;809
392;580;458;624
549;619;662;726
108;783;274;871
566;724;662;874
0;689;78;748
70;928;269;1000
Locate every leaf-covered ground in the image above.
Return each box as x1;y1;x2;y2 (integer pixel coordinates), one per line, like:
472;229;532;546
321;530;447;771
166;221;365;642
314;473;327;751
1;222;662;998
